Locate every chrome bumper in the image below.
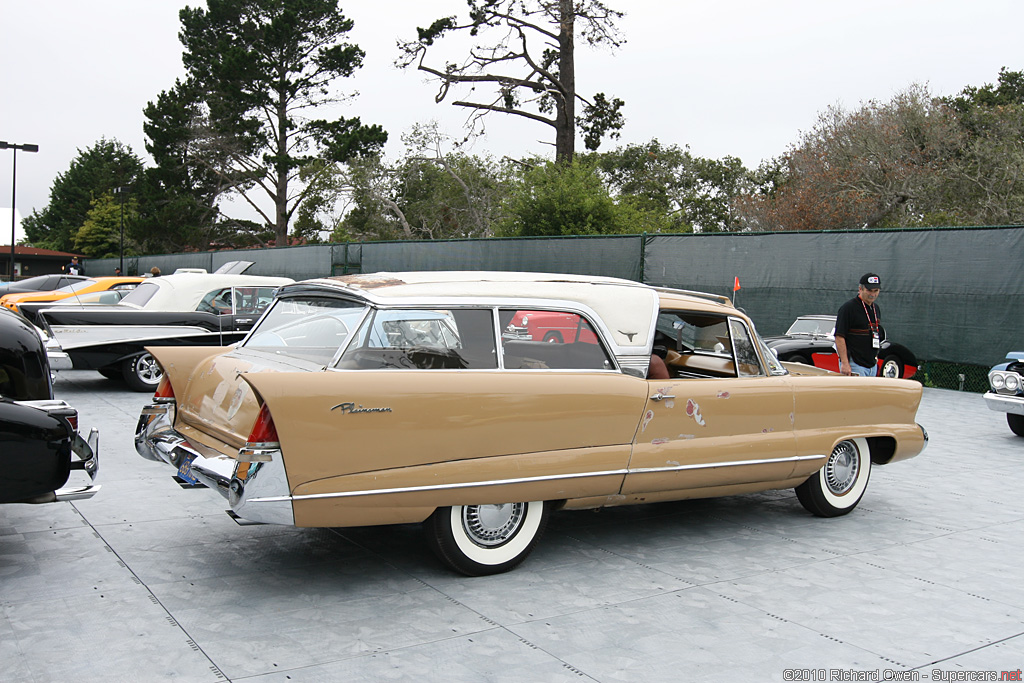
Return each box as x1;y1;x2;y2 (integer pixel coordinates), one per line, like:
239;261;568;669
55;426;100;501
983;392;1024;416
135;402;294;525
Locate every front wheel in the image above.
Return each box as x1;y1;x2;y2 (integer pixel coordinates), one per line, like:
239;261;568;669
122;352;163;392
796;438;872;517
1008;413;1024;437
425;501;550;576
880;355;903;378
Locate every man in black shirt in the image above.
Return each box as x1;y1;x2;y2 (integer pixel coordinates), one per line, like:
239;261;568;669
62;256;84;276
836;273;882;376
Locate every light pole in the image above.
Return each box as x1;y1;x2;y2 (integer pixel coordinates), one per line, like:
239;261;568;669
113;186;130;275
0;141;39;281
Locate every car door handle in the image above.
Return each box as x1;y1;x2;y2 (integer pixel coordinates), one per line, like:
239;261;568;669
650;393;675;401
236;318;253;324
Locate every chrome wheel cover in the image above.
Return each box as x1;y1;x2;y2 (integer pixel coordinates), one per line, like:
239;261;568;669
881;359;900;378
136;354;162;384
824;440;860;495
462;503;525;547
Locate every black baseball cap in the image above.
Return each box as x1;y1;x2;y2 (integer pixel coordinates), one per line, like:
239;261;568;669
859;273;881;289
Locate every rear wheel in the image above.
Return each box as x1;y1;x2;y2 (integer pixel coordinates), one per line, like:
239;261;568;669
122;352;162;392
880;355;903;378
1008;413;1024;437
425;501;549;576
787;353;810;365
796;438;872;517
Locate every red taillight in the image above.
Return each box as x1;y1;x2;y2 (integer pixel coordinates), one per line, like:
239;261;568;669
153;375;175;402
247;402;279;445
67;413;79;431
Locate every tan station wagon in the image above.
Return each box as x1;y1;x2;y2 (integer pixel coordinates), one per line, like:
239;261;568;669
135;272;927;575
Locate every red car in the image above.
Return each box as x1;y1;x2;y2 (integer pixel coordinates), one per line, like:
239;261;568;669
503;310;599;344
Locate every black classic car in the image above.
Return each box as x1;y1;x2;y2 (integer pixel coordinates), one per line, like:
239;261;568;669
764;315;918;379
0;308;99;504
39;265;292;391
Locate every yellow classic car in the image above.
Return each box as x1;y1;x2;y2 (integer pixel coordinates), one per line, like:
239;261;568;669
136;272;927;575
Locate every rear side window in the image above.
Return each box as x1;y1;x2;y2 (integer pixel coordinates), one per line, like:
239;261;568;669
337;308;497;370
119;282;160;307
498;308;613;370
244;297;367;365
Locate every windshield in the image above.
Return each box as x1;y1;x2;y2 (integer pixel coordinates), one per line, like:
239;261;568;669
785;317;834;336
243;296;367;365
12;275;52;289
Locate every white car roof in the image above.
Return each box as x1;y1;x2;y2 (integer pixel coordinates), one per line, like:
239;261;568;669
121;273;294;311
292;271;660;350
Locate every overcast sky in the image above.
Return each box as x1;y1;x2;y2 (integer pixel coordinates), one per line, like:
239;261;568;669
1;0;1021;244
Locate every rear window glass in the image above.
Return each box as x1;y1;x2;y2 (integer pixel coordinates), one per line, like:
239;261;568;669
243;297;367;365
119;282;160;307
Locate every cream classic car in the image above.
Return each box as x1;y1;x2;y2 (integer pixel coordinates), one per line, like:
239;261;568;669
136;272;927;575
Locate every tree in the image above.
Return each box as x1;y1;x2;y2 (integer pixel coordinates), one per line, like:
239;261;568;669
734;86;964;231
138;78;232;252
942;68;1024;225
22;139;143;252
173;0;388;245
398;0;626;162
74;192;138;259
946;67;1024;114
593;140;757;232
498;158;668;236
299;125;509;241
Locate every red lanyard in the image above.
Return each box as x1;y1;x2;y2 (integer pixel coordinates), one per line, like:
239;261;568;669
861;299;879;332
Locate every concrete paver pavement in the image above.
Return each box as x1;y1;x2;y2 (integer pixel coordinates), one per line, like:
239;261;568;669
2;373;1022;682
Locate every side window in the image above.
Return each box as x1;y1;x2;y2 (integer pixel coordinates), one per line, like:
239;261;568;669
654;310;740;379
728;318;764;377
338;308;497;370
233;287;277;315
498;309;613;370
197;288;234;315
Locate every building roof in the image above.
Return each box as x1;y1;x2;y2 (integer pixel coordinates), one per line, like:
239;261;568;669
0;246;82;258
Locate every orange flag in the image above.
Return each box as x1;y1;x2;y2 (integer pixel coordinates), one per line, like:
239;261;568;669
733;276;741;292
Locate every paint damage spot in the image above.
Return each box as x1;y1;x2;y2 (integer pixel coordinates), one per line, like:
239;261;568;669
761;427;774;433
652;438;670;445
717;391;731;399
642;409;655;432
685;399;706;426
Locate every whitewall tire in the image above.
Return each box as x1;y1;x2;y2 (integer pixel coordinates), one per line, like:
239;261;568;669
796;438;872;517
425;501;549;576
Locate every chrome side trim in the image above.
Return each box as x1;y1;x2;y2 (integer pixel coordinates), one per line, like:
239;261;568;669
248;454;826;504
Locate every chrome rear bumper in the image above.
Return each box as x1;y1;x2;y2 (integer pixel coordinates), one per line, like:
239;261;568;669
135;402;293;525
